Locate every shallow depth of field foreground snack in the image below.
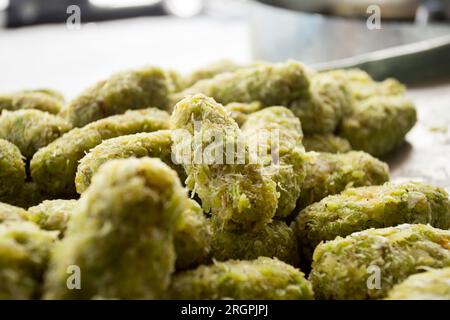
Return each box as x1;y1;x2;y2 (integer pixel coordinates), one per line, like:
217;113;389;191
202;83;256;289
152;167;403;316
44;158;187;299
170;257;314;300
31;108;170;196
385;267;450;300
293;181;450;264
171;94;278;230
309;224;450;300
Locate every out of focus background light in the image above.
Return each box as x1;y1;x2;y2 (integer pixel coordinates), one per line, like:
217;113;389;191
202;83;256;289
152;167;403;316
164;0;204;18
0;0;9;11
89;0;161;9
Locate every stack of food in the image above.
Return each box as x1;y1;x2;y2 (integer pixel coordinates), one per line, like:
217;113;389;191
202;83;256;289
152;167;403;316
0;60;448;300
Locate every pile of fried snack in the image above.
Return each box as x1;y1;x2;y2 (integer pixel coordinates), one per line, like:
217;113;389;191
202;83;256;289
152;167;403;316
0;60;449;300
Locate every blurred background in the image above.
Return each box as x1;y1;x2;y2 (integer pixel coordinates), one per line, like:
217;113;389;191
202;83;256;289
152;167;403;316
0;0;449;187
1;0;450;97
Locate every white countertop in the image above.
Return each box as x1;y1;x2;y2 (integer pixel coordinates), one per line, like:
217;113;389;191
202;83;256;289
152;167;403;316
0;16;251;98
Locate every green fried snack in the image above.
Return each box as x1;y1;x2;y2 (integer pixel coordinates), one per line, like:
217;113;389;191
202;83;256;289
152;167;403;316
242;106;306;218
31;108;170;196
170;257;314;300
28;200;78;236
75;130;184;194
28;89;65;103
386;267;450;300
309;224;450;300
328;69;405;101
0;109;72;158
340;96;417;156
303;134;352;153
60;67;175;127
172;61;310;107
182;60;242;88
0;89;64;114
294;182;450;263
44;158;186;299
174;199;212;270
298;151;389;209
0;202;28;223
224;101;262;127
171;94;278;230
210;220;299;266
0;139;26;201
0;221;58;299
289;71;352;134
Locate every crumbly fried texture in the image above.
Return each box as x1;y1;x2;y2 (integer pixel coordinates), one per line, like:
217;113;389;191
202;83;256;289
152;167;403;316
182;60;242;89
0;139;25;201
27;199;78;236
170;257;314;300
172;61;310;107
171;94;278;230
224;101;262;127
210;220;299;266
289;71;353;134
0;89;64;114
242;106;306;218
386;267;450;300
340;96;417;156
174;199;212;270
0;221;58;299
44;158;187;299
298;151;389;209
0;109;72;158
309;224;450;300
0;202;29;223
328;69;405;101
30;108;170;196
303;134;352;153
294;182;450;264
75;130;184;193
60;67;176;127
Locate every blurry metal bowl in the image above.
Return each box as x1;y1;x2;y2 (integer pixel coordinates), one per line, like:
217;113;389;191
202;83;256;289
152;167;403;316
248;0;450;82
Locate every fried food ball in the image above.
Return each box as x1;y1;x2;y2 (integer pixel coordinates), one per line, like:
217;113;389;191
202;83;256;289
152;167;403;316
242;106;306;218
0;89;64;114
339;96;417;156
182;60;242;89
174;198;212;270
303;134;352;153
224;101;262;127
60;67;176;127
0;202;29;223
170;94;278;230
293;182;450;264
0;221;58;299
0;139;26;202
298;151;389;209
172;61;310;107
0;109;72;158
44;158;187;299
309;224;450;299
170;257;314;300
386;267;450;300
289;71;353;134
75;130;184;194
328;69;405;101
31;108;170;196
210;220;299;266
27;199;78;236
